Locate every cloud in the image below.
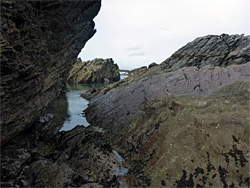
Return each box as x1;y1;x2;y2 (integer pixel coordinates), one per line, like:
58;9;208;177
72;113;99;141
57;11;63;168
128;52;145;57
79;0;250;70
125;46;141;51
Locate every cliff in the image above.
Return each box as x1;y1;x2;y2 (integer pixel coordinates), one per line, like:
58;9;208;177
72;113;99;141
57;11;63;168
0;0;101;145
67;58;120;84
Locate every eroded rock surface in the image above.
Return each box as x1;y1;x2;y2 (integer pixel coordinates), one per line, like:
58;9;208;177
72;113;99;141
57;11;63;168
1;125;128;187
0;0;101;145
84;34;250;132
161;34;250;70
83;34;250;187
85;62;250;132
67;58;120;84
113;82;250;187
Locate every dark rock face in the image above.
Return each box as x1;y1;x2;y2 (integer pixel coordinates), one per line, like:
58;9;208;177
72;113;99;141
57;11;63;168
67;58;120;84
0;0;101;145
161;34;250;70
1;125;128;187
148;62;158;68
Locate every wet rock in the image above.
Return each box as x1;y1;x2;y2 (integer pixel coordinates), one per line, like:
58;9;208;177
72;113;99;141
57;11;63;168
0;0;101;145
1;125;128;187
67;58;120;84
23;159;74;188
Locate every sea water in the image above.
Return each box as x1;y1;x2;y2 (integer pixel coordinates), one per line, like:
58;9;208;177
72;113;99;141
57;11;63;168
60;83;105;131
41;74;127;132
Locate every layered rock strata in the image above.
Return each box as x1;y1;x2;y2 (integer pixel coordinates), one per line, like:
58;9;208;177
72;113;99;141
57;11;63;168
114;82;250;187
0;0;101;145
161;34;250;70
83;34;250;187
85;35;250;133
67;58;120;84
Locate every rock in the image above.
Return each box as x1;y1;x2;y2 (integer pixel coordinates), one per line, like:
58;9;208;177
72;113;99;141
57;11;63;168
23;159;74;187
1;125;128;187
84;34;250;133
131;66;148;75
82;34;250;187
67;58;120;84
85;63;250;132
148;62;158;68
113;82;250;187
0;1;101;145
161;34;250;70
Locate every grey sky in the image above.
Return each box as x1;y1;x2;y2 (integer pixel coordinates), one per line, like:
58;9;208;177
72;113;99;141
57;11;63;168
79;0;250;70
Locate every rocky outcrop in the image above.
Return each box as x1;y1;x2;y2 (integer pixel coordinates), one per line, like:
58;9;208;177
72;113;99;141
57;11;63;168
67;58;120;84
113;82;250;187
84;34;250;133
0;0;101;145
1;125;128;187
83;34;250;187
161;34;250;70
85;63;250;133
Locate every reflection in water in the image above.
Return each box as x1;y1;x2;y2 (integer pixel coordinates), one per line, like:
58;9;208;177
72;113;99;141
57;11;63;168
41;92;69;128
41;83;106;132
60;83;106;132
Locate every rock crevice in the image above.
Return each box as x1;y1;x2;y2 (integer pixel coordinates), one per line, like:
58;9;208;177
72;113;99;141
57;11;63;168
0;0;101;145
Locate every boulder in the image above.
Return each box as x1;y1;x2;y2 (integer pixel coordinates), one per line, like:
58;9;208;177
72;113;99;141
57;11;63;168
67;58;120;84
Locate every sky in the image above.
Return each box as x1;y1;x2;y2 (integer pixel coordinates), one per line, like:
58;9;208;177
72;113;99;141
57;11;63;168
78;0;250;70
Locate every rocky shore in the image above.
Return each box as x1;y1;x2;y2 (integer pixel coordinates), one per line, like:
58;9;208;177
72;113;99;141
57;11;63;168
83;34;250;187
67;58;120;84
1;124;128;187
0;0;101;145
1;1;249;187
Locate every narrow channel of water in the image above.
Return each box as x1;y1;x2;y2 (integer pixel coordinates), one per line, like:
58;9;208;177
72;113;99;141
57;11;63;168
41;74;128;132
60;83;105;131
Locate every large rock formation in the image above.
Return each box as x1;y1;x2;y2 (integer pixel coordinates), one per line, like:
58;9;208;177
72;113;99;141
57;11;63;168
0;0;101;145
114;82;250;187
67;58;120;84
86;62;250;132
161;34;250;70
83;34;250;187
84;34;250;133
